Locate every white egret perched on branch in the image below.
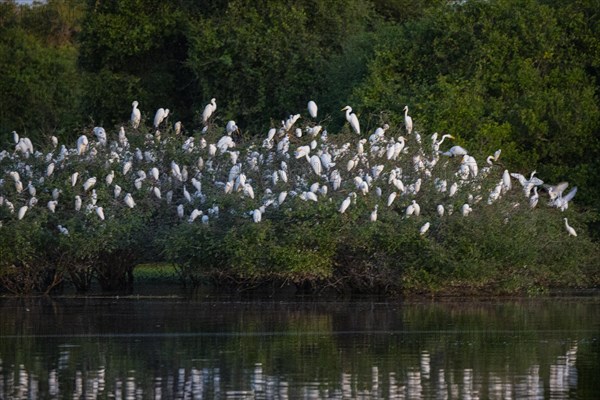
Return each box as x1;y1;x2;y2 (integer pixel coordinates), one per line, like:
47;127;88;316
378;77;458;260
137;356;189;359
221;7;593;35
564;218;577;237
341;106;360;134
544;182;569;201
74;195;82;211
486;149;501;165
511;170;544;197
370;205;378;222
432;134;454;152
441;145;468;157
46;162;55;177
252;208;262;223
202;98;217;124
226;120;238;135
17;206;28;220
83;177;97;192
124;193;136;208
131;101;141;129
553;186;577;211
339;192;356;213
153;108;169;128
76;135;88;156
370;124;389;143
308;100;318;118
403;105;413;135
529;187;539;208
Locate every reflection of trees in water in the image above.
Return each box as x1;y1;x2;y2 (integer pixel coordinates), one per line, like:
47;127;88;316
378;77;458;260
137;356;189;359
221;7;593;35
0;344;579;399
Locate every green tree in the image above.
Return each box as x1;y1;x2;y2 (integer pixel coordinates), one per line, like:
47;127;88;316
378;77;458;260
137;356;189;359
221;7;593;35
353;0;600;210
186;0;378;132
0;1;83;144
78;0;194;128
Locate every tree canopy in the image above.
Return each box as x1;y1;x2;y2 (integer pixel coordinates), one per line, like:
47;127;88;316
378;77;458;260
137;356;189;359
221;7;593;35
1;0;599;212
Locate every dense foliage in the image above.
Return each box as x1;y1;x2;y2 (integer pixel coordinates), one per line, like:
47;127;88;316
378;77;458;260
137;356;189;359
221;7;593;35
1;0;599;212
0;0;599;295
1;114;598;295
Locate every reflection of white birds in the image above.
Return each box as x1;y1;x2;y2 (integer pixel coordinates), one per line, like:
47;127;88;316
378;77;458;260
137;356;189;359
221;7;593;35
564;218;577;237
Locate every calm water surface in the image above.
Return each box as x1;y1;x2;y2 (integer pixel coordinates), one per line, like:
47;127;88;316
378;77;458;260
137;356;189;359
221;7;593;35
0;294;598;399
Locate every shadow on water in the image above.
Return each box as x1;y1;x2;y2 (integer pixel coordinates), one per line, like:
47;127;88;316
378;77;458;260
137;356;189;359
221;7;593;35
0;293;598;399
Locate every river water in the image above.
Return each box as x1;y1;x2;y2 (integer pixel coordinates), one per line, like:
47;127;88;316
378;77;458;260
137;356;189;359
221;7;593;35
0;294;598;399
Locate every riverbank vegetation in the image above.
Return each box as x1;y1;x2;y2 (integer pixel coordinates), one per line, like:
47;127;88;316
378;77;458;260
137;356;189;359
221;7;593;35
1;119;598;295
1;0;599;296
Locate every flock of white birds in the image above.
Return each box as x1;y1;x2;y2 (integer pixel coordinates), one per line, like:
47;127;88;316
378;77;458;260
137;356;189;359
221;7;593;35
0;99;580;239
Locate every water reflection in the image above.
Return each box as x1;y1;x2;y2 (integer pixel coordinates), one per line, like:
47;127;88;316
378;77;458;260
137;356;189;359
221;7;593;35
0;296;597;399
